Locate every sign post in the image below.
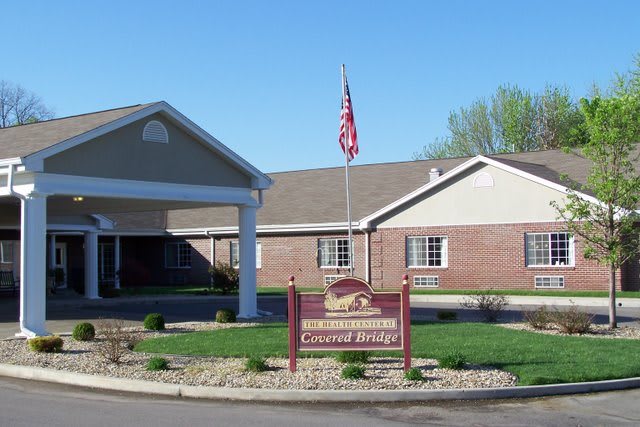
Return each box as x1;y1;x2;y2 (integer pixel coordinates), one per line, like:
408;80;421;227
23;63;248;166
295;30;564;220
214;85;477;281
288;275;410;373
288;275;297;373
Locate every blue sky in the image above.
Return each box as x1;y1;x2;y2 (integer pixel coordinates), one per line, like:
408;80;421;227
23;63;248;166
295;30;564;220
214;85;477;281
2;1;639;173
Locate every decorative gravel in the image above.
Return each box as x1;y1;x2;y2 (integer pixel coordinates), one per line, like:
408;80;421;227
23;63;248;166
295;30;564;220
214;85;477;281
0;320;517;390
500;322;640;339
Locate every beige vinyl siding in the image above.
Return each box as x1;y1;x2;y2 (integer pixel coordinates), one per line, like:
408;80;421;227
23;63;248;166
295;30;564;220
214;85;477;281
377;164;568;228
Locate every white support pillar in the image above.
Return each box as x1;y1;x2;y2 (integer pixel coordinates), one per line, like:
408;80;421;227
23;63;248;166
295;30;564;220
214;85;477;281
84;231;100;299
19;192;49;337
237;205;257;318
114;235;121;289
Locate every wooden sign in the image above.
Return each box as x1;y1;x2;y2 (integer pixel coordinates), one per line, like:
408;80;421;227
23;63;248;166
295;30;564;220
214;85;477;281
288;275;411;372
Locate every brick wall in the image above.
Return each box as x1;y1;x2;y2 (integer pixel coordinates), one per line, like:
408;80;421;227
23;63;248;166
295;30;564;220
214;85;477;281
183;233;366;288
162;221;637;291
371;222;621;291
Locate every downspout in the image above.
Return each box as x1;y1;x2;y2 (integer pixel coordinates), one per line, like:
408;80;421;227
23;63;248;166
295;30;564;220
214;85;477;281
205;231;216;287
364;229;371;284
7;164;25;201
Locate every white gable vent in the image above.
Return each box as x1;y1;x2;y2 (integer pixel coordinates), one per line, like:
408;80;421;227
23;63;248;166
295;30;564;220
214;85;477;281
473;172;494;188
142;120;169;144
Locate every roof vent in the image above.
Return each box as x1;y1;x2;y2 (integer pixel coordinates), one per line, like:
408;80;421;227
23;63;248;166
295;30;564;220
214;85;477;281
142;120;169;144
429;168;443;182
473;172;494;188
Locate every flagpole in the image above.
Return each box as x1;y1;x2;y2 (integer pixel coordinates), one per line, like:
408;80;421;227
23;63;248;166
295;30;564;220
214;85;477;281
341;64;354;277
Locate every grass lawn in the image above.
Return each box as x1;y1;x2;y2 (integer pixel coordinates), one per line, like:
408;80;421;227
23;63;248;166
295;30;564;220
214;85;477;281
410;289;640;298
134;322;640;386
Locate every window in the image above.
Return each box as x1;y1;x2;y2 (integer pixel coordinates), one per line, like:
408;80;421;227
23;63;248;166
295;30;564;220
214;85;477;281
413;276;439;287
165;242;191;268
318;238;351;268
98;243;115;283
535;276;565;289
324;275;345;286
230;241;262;269
407;236;448;267
0;241;13;264
526;232;574;266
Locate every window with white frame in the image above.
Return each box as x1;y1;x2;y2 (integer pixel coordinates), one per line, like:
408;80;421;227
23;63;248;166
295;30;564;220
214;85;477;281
324;274;346;286
407;236;448;267
526;232;574;266
535;276;565;289
165;242;192;268
318;238;351;268
0;241;13;264
413;276;439;287
98;243;115;283
230;241;262;269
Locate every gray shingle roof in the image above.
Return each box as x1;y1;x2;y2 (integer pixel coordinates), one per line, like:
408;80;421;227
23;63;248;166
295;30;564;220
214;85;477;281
158;148;614;231
0;103;155;159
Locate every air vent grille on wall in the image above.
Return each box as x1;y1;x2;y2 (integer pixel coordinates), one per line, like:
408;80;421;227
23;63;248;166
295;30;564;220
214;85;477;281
143;120;169;144
473;172;494;188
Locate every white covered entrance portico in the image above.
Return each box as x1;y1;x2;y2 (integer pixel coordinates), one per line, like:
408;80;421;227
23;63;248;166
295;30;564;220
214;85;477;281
0;102;271;337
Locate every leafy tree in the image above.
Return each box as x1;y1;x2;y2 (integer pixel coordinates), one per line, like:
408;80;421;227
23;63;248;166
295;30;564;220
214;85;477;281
414;84;585;159
0;80;53;128
552;61;640;329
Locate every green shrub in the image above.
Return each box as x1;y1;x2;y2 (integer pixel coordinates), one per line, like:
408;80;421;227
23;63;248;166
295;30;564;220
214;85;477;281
404;367;424;381
438;350;467;370
146;357;169;371
208;262;239;295
341;364;366;380
215;308;237;323
143;313;165;331
550;304;594;334
335;350;371;364
523;305;551;330
28;336;63;353
437;310;457;321
72;322;96;341
245;356;268;372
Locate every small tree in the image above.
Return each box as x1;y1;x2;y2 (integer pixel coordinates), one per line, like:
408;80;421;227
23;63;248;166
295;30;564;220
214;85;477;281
553;63;640;329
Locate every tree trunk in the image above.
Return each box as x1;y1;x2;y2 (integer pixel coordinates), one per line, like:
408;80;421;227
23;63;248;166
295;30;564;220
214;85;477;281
609;264;617;329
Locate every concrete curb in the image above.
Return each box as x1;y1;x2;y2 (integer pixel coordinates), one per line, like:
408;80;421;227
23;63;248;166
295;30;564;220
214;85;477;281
1;363;639;402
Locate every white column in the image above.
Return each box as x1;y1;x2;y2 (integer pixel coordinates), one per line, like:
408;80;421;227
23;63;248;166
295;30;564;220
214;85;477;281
237;205;257;318
114;235;121;289
19;192;49;337
84;231;100;299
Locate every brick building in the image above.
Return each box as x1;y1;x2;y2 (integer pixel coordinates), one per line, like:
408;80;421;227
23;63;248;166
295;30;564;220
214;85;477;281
107;149;638;292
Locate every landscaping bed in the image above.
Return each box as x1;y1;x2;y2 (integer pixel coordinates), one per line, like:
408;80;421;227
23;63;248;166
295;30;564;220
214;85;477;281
0;320;516;390
3;319;640;389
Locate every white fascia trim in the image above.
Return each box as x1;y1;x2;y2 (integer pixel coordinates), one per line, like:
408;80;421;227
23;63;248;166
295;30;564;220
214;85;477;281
31;173;258;205
22;102;272;190
48;224;100;232
0;157;23;167
359;155;599;229
168;222;360;236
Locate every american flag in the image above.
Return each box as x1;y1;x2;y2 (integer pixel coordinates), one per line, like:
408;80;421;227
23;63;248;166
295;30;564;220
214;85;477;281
339;76;358;161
